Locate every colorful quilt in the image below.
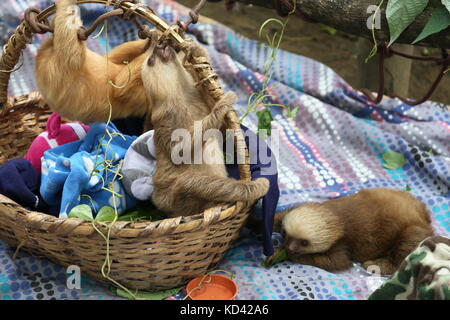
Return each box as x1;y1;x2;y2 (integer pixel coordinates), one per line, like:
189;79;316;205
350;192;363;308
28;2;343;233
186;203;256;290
0;0;449;300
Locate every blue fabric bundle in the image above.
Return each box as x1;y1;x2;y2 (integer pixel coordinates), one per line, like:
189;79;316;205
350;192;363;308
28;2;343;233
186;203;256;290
40;122;138;218
226;125;280;257
0;158;40;210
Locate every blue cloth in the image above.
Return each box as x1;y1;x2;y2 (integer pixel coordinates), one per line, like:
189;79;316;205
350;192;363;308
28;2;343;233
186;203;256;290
226;125;280;257
40;122;138;218
0;158;40;209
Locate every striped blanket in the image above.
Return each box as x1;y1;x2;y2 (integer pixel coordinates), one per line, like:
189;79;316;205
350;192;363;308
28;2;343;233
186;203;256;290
0;0;449;300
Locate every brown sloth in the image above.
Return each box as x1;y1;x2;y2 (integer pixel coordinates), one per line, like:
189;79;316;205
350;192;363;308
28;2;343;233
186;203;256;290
273;188;434;274
140;39;270;217
35;0;149;124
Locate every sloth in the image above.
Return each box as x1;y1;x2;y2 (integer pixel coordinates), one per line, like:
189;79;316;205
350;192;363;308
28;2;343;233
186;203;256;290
140;37;270;217
35;0;150;124
273;188;434;274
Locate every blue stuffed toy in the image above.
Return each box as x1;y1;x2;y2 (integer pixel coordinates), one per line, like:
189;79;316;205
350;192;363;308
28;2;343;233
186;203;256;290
40;122;138;218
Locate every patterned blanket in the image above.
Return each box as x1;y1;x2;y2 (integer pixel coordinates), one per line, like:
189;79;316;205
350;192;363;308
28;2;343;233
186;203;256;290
0;0;449;300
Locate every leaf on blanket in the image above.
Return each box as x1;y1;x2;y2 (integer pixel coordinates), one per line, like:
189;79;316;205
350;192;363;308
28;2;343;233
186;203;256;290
263;249;288;268
382;151;407;170
68;204;94;221
95;206;116;222
115;286;182;300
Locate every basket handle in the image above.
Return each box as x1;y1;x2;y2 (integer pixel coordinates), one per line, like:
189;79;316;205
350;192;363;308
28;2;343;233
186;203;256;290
0;0;251;181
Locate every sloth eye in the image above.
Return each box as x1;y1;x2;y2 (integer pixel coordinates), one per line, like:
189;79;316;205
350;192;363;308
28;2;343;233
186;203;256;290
300;240;309;247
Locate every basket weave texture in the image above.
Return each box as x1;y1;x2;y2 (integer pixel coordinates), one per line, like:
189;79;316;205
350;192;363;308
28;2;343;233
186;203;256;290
0;1;253;291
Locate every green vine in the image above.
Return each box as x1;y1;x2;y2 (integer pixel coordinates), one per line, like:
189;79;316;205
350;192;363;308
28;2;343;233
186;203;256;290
366;0;385;62
66;20;144;300
240;0;299;135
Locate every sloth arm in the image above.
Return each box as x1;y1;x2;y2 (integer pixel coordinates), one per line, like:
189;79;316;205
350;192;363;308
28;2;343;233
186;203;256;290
290;241;352;271
107;39;149;64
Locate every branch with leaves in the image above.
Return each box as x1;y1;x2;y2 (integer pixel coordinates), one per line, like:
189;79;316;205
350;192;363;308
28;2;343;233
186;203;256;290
234;0;450;48
387;0;450;45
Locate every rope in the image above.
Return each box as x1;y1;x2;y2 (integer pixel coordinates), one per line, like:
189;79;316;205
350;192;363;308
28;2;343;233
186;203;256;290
24;8;53;34
78;9;125;40
361;43;450;106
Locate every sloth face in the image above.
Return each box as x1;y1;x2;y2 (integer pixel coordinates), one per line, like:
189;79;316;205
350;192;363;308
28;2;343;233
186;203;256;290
284;236;311;255
281;203;344;255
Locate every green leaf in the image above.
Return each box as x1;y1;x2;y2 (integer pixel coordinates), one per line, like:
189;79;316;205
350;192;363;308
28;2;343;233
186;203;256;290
263;249;288;268
413;5;450;43
442;0;450;12
115;286;182;300
287;105;299;118
405;185;412;191
68;204;94;221
256;108;274;136
321;26;337;35
258;18;284;38
382;151;407;170
95;206;116;222
387;0;430;46
118;202;167;222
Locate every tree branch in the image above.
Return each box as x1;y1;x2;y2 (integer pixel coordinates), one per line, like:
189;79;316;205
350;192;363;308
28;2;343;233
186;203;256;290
234;0;450;48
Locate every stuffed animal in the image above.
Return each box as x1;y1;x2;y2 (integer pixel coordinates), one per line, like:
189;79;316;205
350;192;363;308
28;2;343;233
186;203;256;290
24;113;89;174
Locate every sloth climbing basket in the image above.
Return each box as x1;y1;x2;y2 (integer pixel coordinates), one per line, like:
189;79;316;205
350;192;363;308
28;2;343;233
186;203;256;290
0;0;254;291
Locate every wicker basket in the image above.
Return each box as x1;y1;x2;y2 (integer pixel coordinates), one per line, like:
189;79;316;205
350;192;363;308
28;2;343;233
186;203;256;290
0;1;253;291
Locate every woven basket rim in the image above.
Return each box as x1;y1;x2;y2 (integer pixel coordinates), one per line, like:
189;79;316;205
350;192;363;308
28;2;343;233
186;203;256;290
0;193;241;237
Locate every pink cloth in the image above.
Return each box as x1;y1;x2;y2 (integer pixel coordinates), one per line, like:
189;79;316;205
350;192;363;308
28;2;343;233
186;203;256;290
24;113;89;174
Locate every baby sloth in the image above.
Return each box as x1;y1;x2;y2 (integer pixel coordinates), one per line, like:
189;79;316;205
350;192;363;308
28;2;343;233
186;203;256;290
36;0;149;124
140;38;270;217
274;188;434;274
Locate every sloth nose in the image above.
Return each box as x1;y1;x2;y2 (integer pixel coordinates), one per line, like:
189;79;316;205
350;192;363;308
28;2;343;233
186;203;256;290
285;238;299;252
147;55;155;66
147;45;174;66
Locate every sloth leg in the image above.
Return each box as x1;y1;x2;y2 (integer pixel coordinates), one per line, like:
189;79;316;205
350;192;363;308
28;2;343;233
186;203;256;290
363;226;432;275
291;242;352;271
363;258;398;275
171;173;269;202
391;225;434;267
53;0;85;69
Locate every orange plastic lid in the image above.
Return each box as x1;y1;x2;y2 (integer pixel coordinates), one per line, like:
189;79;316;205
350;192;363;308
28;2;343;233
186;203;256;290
186;274;238;300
